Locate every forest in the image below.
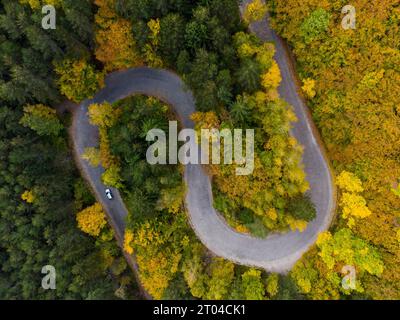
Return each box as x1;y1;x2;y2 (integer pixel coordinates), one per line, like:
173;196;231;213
268;0;400;299
87;94;302;299
0;0;306;300
0;0;138;299
108;0;315;235
0;0;398;300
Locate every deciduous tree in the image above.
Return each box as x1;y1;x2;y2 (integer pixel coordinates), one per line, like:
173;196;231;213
76;203;107;237
243;0;268;24
20;104;63;136
54;59;104;103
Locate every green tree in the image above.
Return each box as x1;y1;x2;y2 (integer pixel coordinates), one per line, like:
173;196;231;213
102;165;123;188
230;96;251;124
241;269;265;300
205;258;235;300
20;104;63;136
236;59;262;93
159;14;185;65
300;8;331;44
266;273;279;298
286;195;316;222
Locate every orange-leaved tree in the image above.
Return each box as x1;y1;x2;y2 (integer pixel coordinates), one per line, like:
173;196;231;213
94;0;142;71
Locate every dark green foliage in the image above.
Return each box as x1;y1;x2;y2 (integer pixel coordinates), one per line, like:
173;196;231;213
286;195;317;222
0;106;138;299
274;275;304;300
159;14;185;65
0;0;140;300
230;96;251;125
116;0;195;21
0;0;94;106
74;178;96;212
162;275;193;300
236;58;262;93
117;0;244;111
108;96;182;225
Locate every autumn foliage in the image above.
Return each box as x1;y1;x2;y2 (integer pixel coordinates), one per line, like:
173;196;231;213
94;0;142;71
191;31;311;234
54;59;105;103
87;102;122;186
243;0;268;24
21;190;35;204
76;203;107;237
270;0;400;299
18;0;62;9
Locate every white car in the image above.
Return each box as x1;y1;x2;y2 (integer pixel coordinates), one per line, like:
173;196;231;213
105;189;113;200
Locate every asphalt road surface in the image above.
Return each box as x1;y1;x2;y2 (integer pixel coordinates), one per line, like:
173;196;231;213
71;2;335;273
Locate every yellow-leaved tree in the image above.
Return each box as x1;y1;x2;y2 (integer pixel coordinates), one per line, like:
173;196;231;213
336;171;372;228
391;182;400;198
82;147;101;167
88;102;121;128
301;78;316;98
87;102;121;170
94;0;142;71
129;220;182;299
261;61;282;90
54;59;105;103
123;230;134;255
270;0;400;298
291;228;384;299
21;190;35;204
76;203;107;237
243;0;268;24
143;19;163;68
18;0;62;9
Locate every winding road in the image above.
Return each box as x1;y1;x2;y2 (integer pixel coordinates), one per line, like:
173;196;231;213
71;1;336;273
